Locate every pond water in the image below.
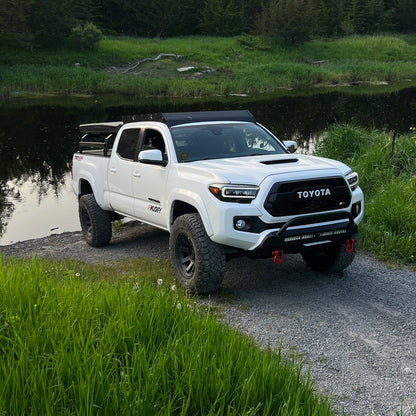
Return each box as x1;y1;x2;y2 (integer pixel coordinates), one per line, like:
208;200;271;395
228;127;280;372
1;86;415;245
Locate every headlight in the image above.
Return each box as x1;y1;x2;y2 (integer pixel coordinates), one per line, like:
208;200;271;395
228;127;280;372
209;184;259;203
346;171;359;191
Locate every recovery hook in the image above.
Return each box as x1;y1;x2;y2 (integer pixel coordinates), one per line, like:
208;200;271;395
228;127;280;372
345;238;356;254
272;250;284;265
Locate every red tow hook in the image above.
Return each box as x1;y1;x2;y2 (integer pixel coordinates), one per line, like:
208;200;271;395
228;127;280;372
345;239;356;254
272;250;284;265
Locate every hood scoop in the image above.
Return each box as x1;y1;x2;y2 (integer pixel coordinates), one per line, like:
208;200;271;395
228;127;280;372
261;158;298;165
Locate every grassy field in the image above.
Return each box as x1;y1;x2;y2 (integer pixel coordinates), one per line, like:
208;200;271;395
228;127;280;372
1;34;416;99
315;125;416;265
0;256;333;415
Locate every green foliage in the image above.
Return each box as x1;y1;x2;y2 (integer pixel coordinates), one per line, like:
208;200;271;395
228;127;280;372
0;0;414;48
1;34;416;98
0;0;35;48
393;0;416;32
315;125;416;264
314;124;376;160
199;0;243;36
0;257;334;415
71;22;104;51
362;177;416;263
256;0;319;45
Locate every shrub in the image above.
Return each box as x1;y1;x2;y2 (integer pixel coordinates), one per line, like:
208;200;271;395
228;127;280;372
71;22;103;50
315;124;416;264
314;124;377;161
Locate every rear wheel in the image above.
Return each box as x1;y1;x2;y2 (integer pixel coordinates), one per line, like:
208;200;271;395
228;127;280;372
79;194;112;247
301;237;357;273
169;213;226;294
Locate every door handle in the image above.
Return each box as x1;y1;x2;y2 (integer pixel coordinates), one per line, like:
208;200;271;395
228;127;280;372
133;171;141;178
110;167;117;173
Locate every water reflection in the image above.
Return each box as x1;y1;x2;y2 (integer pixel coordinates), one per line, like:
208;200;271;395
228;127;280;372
0;87;415;244
0;107;79;243
1;173;78;245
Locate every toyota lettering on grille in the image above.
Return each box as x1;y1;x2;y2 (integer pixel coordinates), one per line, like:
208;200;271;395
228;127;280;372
297;188;331;199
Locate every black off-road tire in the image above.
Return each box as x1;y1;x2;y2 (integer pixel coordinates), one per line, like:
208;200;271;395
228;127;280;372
169;213;226;294
78;194;112;247
301;237;357;273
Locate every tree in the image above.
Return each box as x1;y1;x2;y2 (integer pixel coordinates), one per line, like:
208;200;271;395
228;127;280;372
256;0;319;45
26;0;74;46
146;0;205;37
394;0;416;32
0;0;98;48
318;0;345;36
365;0;389;32
0;0;35;47
199;0;243;36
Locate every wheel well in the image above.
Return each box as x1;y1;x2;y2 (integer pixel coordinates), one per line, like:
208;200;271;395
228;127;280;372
171;200;198;224
79;179;93;197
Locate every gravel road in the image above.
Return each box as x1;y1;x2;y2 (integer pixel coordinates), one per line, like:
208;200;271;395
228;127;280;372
1;222;415;416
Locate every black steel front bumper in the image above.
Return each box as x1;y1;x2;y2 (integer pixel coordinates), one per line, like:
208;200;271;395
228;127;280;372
248;211;357;258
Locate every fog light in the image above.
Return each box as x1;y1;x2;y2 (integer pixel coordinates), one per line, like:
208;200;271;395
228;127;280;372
235;219;247;230
352;202;362;218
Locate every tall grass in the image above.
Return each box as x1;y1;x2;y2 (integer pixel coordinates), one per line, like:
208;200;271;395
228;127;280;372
0;257;333;415
1;34;416;98
315;125;416;264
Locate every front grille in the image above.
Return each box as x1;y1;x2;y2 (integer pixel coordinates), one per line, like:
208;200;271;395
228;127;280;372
264;177;351;217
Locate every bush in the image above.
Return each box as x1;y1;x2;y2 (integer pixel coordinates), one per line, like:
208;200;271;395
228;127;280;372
71;22;103;50
314;124;377;161
315;124;416;264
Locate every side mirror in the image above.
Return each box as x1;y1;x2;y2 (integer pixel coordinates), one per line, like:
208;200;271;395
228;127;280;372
283;140;298;153
138;149;167;166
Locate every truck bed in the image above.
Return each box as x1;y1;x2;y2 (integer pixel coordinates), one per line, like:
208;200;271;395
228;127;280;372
78;122;123;157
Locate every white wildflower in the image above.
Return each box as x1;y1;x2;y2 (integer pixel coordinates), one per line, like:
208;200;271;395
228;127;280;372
171;285;176;291
157;279;163;286
176;303;182;310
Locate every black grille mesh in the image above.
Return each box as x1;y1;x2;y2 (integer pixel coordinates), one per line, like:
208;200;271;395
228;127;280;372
264;177;351;216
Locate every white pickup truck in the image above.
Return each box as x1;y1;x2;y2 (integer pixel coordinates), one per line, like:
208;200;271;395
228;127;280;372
72;110;364;293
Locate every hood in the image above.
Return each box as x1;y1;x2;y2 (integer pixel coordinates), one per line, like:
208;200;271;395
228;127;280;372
178;154;351;185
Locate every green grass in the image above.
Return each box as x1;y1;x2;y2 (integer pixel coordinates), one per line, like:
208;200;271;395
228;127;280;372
315;125;416;264
0;256;333;415
1;34;416;99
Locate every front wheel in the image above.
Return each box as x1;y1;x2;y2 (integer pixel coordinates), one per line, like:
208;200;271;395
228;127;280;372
169;213;226;294
301;237;357;273
79;194;112;247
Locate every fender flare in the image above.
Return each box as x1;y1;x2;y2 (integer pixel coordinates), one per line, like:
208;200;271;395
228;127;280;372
167;189;214;236
76;169;111;210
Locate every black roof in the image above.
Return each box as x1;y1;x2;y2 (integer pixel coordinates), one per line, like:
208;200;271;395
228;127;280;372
123;110;256;127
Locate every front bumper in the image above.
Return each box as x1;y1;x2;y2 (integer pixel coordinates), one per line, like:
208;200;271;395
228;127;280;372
247;211;357;258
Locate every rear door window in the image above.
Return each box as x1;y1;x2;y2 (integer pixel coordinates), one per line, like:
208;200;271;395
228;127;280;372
117;129;140;160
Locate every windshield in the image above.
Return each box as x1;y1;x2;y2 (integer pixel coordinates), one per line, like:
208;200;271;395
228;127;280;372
170;122;286;162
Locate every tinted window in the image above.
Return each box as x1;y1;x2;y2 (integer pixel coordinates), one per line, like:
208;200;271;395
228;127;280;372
117;129;140;160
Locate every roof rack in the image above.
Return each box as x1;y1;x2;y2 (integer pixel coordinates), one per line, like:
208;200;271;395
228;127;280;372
78;122;123;156
123;110;256;127
79;121;123;134
78;111;257;154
